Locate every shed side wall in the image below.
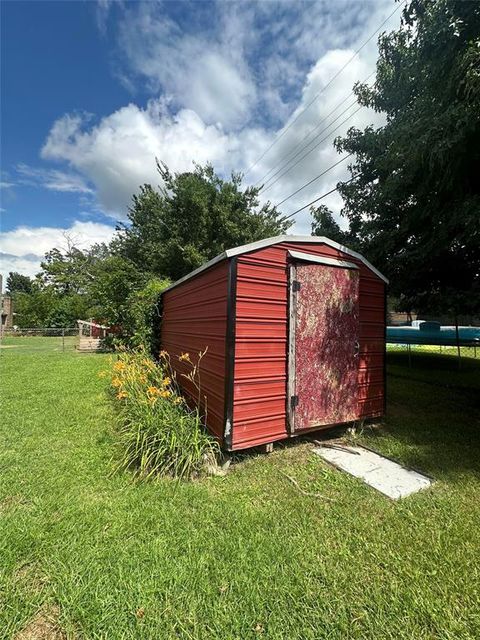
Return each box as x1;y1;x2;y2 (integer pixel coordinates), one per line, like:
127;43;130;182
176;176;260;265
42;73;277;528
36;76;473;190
232;241;385;450
160;260;229;441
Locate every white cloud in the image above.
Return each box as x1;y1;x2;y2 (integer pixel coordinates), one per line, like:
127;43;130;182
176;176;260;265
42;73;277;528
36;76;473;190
41;100;252;217
0;221;116;282
0;253;43;285
38;48;380;228
116;2;256;128
16;163;93;194
245;49;387;233
96;0;115;35
14;0;403;241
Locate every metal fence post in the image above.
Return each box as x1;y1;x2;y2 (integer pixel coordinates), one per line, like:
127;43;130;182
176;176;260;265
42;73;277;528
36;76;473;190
62;328;65;352
455;317;461;370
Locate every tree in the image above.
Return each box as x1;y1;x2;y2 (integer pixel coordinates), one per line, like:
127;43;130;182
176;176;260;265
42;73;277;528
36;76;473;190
44;293;91;328
113;162;292;281
87;254;147;327
6;272;33;294
39;241;103;296
311;205;351;245
12;286;58;328
335;0;480;314
86;255;170;353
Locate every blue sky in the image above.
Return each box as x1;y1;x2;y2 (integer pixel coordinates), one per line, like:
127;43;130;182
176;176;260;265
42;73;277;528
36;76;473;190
1;1;138;229
0;0;401;281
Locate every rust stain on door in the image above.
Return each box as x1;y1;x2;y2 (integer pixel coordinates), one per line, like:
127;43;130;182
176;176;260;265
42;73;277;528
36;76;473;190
293;264;359;429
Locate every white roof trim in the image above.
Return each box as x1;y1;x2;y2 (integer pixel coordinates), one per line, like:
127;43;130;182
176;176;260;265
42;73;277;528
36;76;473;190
288;250;359;270
162;235;388;294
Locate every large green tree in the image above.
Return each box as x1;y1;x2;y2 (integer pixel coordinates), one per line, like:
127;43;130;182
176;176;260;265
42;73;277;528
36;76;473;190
10;284;92;329
6;272;33;294
113;162;292;281
38;242;105;295
335;0;480;314
86;254;148;326
311;204;354;246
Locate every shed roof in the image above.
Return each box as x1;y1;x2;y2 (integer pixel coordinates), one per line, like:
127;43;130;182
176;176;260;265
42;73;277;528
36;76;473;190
162;235;389;294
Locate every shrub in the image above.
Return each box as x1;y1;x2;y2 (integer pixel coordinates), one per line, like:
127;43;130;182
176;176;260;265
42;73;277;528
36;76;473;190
102;349;219;480
125;277;171;355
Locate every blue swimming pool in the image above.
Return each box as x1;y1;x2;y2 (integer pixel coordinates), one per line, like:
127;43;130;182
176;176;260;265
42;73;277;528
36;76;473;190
387;324;480;346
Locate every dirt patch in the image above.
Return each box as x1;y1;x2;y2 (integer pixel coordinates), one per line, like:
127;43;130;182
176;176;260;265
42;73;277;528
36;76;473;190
14;605;66;640
14;562;49;594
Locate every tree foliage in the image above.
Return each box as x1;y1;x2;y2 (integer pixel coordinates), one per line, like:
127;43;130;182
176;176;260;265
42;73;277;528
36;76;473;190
12;287;57;328
311;204;352;246
38;242;105;296
11;282;92;329
335;0;480;314
6;272;33;294
113;162;292;281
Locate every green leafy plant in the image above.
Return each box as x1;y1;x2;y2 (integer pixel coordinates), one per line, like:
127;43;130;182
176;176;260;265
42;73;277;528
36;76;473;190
335;0;480;315
102;348;219;480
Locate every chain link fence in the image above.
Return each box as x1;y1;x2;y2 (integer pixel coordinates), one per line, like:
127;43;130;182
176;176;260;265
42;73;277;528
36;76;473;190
0;328;79;352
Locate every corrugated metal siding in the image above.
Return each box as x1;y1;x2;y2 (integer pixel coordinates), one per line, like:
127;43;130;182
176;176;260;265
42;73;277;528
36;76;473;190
232;241;385;450
160;260;229;440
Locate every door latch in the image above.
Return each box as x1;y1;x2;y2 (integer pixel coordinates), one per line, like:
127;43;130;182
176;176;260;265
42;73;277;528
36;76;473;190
292;280;301;292
290;395;299;409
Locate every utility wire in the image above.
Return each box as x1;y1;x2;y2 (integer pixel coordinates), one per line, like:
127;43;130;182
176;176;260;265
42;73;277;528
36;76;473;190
243;1;404;178
280;176;356;221
276;154;353;207
256;70;375;187
261;101;361;196
261;101;362;192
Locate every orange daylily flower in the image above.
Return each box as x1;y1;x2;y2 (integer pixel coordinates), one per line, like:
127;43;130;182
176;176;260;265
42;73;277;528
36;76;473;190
147;386;161;396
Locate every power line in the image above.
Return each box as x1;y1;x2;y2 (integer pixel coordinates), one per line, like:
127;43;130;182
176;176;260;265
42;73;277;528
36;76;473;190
261;101;362;196
276;153;353;207
255;71;375;187
261;102;362;193
280;176;356;222
243;1;405;178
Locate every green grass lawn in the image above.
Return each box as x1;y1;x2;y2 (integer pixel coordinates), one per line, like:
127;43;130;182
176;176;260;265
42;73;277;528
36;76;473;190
1;348;479;639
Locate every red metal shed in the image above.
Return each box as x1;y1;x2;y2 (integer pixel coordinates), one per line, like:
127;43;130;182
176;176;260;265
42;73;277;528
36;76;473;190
160;235;388;451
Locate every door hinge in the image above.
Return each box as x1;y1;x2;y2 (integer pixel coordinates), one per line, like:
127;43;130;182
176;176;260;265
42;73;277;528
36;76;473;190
290;395;299;409
292;280;301;292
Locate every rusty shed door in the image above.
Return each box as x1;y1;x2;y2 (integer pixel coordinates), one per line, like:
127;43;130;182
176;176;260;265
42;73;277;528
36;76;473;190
288;257;360;432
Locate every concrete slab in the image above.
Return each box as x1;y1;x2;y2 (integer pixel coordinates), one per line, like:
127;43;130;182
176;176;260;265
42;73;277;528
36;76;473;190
313;445;432;499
